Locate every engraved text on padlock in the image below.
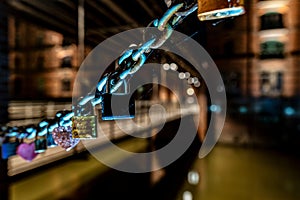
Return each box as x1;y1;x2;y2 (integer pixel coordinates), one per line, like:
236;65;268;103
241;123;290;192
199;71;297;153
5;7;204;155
72;116;97;139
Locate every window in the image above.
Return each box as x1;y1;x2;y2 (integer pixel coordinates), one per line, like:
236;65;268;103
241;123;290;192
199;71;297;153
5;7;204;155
260;41;285;59
260;12;284;30
61;78;71;92
222;71;241;97
260;71;283;96
61;56;72;68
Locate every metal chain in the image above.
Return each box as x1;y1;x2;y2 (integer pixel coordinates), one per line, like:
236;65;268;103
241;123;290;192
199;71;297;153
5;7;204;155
94;2;195;101
1;1;198;147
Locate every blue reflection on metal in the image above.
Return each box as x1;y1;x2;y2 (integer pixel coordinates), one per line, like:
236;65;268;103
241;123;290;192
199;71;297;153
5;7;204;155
6;132;18;137
102;115;135;121
118;49;133;65
119;68;131;80
61;120;72;127
62;112;74;121
27;132;36;139
97;76;108;92
91;96;103;106
153;19;159;27
38;121;49;128
48;123;58;132
26;127;35;133
55;112;62;118
132;38;155;61
78;94;94;106
129;54;147;74
38;127;47;136
18;132;28;139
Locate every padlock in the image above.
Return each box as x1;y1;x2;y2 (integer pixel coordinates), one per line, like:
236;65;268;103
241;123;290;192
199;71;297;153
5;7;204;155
101;78;135;120
1;127;19;159
72;115;97;139
46;119;59;147
71;94;97;139
17;127;38;162
53;126;80;151
35;127;47;153
35;119;50;152
197;0;245;21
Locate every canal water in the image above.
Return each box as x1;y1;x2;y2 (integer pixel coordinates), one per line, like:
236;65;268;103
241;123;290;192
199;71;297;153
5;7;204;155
176;144;300;200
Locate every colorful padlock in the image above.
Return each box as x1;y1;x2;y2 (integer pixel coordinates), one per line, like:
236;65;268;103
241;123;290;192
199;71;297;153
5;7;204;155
17;127;38;162
72;115;97;139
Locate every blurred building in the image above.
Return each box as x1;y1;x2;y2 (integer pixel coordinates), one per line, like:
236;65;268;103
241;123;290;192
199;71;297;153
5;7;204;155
0;6;9;124
205;0;300;147
8;17;79;99
206;0;300;98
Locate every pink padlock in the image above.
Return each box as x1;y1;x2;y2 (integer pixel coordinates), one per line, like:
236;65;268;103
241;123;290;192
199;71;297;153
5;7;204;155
52;126;80;151
17;142;38;162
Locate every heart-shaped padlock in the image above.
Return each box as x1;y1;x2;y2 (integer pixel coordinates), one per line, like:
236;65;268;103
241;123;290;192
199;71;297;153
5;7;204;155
52;126;80;151
16;142;38;162
16;126;38;161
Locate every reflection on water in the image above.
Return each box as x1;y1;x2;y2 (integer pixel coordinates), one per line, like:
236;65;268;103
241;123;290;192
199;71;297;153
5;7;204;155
177;145;300;200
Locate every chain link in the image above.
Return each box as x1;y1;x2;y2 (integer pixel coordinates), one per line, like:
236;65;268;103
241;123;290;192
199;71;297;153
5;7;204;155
168;0;198;17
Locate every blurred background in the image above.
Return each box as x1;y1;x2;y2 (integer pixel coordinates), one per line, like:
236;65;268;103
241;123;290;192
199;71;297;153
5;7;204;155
0;0;300;200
